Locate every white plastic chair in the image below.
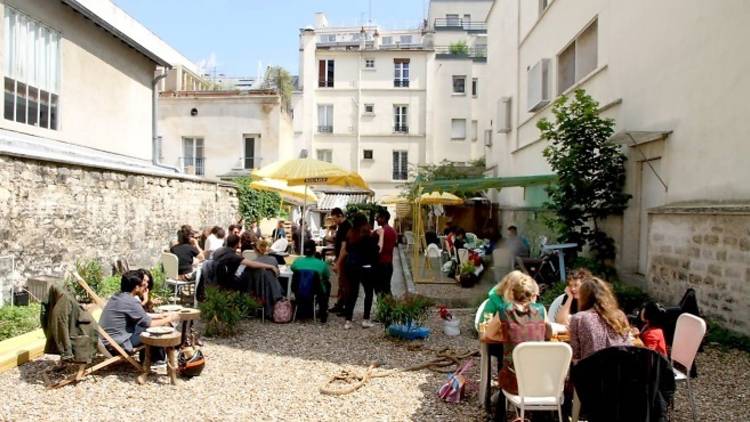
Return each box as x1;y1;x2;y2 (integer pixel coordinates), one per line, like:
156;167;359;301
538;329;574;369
503;341;572;422
242;250;258;261
422;243;443;277
161;252;195;305
271;238;289;254
457;248;469;266
474;299;493;410
671;313;706;422
404;231;416;254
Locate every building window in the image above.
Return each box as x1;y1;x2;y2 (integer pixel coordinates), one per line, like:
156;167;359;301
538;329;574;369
320;34;336;43
393;105;408;133
364;104;375;114
182;137;205;176
363;149;373;160
318;104;333;133
557;19;598;94
452;76;466;94
365;59;375;69
472;78;478;97
471;120;478;141
318;59;334;88
399;35;413;45
317;149;332;163
446;14;460;26
484;129;493;147
451;119;467;140
4;7;61;130
244;137;257;169
382;36;393;45
394;59;410;87
392;150;408;180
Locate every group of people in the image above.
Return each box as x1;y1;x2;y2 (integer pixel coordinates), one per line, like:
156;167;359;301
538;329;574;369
327;207;398;330
480;268;668;416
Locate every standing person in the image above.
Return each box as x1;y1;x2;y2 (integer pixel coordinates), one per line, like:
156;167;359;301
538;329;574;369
249;221;262;238
374;210;397;296
228;224;243;237
569;276;631;362
329;208;352;314
342;213;379;329
170;225;205;281
272;220;286;241
507;225;530;259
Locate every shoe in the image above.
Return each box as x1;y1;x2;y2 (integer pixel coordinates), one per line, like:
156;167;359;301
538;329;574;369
361;320;375;328
344;321;352;330
151;360;167;369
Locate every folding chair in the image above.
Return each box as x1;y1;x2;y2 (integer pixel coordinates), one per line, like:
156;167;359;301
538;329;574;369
671;313;706;422
48;272;143;388
162;252;195;305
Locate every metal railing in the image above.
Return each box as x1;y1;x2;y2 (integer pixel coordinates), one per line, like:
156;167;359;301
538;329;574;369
180;157;205;176
318;125;333;133
393;125;409;134
434;18;487;32
434;46;487;59
393;79;410;88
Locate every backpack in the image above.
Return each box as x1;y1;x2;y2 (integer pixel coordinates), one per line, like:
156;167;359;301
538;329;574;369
273;298;293;323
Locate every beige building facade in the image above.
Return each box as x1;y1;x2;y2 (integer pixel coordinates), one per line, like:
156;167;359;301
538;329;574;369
481;0;750;333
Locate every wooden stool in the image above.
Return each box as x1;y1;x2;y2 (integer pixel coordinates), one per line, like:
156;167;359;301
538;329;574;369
137;330;182;385
177;308;201;346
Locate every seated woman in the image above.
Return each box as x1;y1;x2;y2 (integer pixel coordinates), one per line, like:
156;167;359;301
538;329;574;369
636;301;668;356
496;274;550;415
548;268;592;325
569;276;631;362
169;225;205;281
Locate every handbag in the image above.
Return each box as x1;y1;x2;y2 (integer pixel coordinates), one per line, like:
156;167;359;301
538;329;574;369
479;313;504;344
273;298;293;323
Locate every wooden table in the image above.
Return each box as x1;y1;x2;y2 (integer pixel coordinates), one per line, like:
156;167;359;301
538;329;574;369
177;308;201;347
138;330;181;385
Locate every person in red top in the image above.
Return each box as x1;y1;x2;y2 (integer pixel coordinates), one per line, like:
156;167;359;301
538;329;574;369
637;301;668;356
374;210;397;296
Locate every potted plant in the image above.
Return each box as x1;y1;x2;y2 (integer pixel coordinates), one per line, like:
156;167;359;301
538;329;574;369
457;262;478;288
375;294;434;340
438;304;460;336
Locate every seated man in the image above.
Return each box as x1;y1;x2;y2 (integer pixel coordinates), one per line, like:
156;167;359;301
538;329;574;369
290;240;332;323
99;271;178;362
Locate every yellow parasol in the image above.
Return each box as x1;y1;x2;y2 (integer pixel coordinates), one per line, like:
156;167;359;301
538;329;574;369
250;179;318;203
379;195;408;205
417;192;464;206
252;158;369;190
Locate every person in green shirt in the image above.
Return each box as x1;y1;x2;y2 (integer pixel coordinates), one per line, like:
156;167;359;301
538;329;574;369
291;240;331;323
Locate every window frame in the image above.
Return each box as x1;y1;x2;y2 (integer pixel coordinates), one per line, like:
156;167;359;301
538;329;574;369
317;104;334;133
318;59;335;88
363;149;374;160
243;136;257;170
452;75;466;94
451;118;467;140
364;58;375;69
364;103;375;114
393;59;410;88
316;149;333;163
182;137;205;176
392;150;408;181
471;78;478;97
393;105;408;134
557;18;598;95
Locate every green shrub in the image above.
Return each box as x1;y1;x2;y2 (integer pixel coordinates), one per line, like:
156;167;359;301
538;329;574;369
612;282;650;315
375;294;434;329
706;321;750;352
98;276;121;299
540;282;566;308
199;287;259;337
449;40;469;55
0;303;42;341
65;260;104;302
147;265;172;304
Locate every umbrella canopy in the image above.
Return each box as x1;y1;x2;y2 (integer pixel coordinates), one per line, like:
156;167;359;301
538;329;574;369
417;192;464;206
253;158;369;190
379;195;408;205
250;179;318;203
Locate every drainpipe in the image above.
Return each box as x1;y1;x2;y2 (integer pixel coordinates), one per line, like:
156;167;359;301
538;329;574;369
152;70;180;172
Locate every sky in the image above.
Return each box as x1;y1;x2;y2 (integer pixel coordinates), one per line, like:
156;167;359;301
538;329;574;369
114;0;427;77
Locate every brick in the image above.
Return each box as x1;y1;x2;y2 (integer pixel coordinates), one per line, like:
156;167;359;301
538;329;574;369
702;250;714;259
689;247;700;258
659;245;673;254
725;266;742;279
689;274;703;285
716;250;727;261
708;264;723;276
740;238;750;252
692;235;702;244
704;234;719;245
711;226;724;233
723;236;738;247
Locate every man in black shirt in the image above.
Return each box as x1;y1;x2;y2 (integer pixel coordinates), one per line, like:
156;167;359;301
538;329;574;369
329;208;352;314
214;234;279;291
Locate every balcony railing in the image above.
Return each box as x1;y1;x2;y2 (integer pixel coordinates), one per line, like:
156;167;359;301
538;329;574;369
393;79;410;88
180;157;205;176
394;125;409;134
434;18;487;32
434;46;487;61
318;125;333;133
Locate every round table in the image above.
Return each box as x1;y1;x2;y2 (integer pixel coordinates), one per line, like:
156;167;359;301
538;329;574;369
177;308;201;346
138;330;182;385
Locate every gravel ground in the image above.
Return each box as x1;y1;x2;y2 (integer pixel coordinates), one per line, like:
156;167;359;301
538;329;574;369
1;307;748;421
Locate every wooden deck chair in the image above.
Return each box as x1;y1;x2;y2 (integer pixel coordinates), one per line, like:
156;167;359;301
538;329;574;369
49;272;143;388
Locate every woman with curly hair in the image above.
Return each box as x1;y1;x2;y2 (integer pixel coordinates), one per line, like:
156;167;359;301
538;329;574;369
569;276;631;362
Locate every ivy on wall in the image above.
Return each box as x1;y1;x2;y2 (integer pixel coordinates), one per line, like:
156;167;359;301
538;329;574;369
234;177;283;225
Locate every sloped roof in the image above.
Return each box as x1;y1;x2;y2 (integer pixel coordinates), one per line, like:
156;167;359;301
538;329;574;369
316;193;371;211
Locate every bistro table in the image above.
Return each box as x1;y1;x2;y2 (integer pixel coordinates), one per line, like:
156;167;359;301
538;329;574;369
278;265;294;298
177;308;201;347
138;330;181;385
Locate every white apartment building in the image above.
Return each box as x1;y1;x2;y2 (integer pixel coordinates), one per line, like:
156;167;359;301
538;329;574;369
480;0;750;332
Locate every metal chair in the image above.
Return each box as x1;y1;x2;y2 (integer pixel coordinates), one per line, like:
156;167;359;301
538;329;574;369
290;270;319;322
161;252;195;305
503;342;572;422
671;313;706;422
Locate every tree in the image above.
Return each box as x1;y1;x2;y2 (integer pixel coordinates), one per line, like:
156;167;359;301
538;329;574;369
262;66;293;113
234;177;283;226
537;89;630;266
400;158;486;200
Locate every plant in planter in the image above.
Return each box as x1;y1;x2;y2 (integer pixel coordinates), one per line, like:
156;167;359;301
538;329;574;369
375;294;434;340
457;262;478;288
199;287;259;337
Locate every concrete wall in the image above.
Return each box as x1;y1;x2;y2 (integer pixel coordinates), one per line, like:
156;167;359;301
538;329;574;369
648;211;750;336
0;154;239;283
0;0;155;161
159;94;291;179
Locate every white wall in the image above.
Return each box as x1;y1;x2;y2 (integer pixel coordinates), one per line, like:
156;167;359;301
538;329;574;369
0;0;155;160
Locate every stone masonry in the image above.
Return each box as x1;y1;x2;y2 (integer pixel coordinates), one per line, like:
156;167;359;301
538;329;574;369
648;211;750;336
0;155;239;284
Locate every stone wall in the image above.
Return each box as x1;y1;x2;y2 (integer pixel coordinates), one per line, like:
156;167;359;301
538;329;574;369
648;211;750;336
0;155;239;287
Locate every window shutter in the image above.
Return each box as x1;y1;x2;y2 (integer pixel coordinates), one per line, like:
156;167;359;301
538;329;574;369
318;60;325;87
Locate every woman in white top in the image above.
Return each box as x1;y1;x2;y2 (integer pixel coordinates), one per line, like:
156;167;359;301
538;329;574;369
547;268;592;325
204;226;226;259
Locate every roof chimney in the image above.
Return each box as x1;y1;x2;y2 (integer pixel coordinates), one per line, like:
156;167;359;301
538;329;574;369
314;12;329;28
